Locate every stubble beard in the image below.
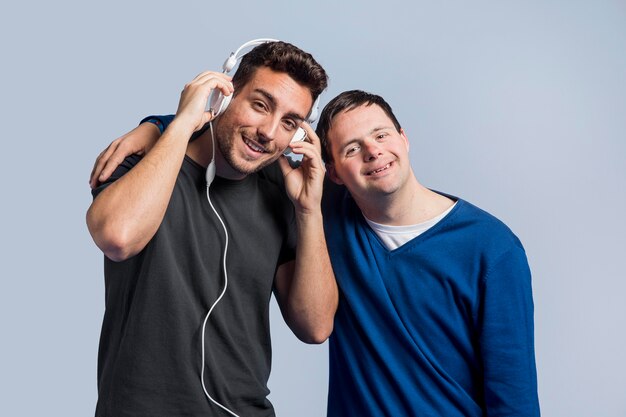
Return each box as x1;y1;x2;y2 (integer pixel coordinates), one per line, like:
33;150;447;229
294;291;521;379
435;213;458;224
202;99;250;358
215;124;278;176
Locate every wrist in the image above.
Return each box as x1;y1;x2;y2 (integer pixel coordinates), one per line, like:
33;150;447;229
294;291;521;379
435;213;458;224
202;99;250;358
157;118;197;143
142;117;164;134
295;207;323;225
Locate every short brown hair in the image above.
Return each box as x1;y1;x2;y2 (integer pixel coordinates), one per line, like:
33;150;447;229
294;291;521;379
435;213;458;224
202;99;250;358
232;41;328;102
316;90;402;163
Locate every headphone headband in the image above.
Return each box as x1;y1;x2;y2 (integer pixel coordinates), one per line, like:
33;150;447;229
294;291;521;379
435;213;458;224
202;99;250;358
222;38;280;73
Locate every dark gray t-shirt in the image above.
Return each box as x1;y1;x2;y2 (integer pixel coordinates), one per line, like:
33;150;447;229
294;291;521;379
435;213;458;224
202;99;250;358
92;155;296;417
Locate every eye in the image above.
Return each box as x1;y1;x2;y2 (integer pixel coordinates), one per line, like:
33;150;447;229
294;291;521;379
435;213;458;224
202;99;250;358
376;132;388;140
345;145;360;157
282;119;297;131
253;101;269;112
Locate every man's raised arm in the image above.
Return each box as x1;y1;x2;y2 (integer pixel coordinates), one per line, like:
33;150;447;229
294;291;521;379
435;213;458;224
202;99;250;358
86;71;232;261
273;123;338;343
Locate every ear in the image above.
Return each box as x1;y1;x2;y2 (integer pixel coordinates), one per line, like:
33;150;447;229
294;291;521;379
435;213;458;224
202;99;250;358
400;128;409;151
327;163;344;185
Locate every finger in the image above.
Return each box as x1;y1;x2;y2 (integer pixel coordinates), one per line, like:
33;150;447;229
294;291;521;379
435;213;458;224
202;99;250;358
298;122;322;151
205;77;235;97
92;138;121;174
184;78;233;98
288;139;322;159
98;152;127;185
190;72;235;96
190;71;232;88
90;139;121;188
287;142;325;171
192;70;232;82
178;76;234;129
203;79;235;124
89;149;106;186
99;135;146;183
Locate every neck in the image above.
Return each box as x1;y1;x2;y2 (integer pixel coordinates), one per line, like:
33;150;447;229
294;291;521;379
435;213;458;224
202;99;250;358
186;124;247;181
356;173;453;226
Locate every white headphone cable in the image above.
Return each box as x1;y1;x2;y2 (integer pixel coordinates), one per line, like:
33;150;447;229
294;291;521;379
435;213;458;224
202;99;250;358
200;121;239;417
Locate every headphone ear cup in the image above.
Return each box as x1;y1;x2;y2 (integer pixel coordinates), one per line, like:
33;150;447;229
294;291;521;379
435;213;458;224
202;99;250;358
283;127;307;155
219;94;232;115
291;127;307;144
207;91;232;117
282;95;321;156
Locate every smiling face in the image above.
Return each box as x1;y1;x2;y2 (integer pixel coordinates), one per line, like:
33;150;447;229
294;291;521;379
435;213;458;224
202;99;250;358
214;66;313;178
327;103;411;201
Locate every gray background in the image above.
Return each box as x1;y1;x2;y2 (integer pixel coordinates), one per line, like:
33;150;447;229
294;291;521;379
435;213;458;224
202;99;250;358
1;0;625;416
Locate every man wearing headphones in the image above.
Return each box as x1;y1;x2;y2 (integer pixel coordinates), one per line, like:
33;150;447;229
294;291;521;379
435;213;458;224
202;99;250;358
95;89;540;416
86;41;337;416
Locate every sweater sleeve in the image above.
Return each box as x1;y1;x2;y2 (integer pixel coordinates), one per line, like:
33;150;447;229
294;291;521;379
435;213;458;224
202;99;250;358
479;246;541;416
140;114;212;143
140;114;175;133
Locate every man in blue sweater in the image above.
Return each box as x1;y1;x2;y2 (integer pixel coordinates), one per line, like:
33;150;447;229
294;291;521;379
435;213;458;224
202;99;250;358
91;90;540;416
316;90;540;416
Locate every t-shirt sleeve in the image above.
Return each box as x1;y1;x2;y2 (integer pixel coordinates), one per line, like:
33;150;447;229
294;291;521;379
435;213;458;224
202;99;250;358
479;246;541;416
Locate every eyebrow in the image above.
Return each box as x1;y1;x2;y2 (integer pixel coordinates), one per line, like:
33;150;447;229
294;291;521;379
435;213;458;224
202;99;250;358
254;88;307;122
369;126;393;134
342;126;394;147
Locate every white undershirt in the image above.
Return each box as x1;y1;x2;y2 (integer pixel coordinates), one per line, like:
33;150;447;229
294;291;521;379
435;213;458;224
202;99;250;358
364;203;457;250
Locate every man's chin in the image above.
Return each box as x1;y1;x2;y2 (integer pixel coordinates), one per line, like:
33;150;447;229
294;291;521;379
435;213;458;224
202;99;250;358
227;154;280;175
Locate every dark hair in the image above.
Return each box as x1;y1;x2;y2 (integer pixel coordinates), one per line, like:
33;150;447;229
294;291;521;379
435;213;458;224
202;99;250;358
232;41;328;101
315;90;402;163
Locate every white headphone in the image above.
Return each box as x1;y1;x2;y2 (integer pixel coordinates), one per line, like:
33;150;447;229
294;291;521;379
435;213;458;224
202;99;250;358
206;38;320;148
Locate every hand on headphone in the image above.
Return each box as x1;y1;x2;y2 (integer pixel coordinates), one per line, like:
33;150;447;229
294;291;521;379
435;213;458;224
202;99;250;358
175;71;234;133
278;122;326;213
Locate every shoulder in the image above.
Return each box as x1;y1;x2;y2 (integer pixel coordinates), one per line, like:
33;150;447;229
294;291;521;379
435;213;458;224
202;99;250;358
252;163;296;221
444;196;525;256
322;180;358;219
442;198;533;287
91;154;144;198
257;162;287;197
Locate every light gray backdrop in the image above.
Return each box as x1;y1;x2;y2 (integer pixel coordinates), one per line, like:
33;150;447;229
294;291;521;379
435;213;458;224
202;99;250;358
1;1;625;416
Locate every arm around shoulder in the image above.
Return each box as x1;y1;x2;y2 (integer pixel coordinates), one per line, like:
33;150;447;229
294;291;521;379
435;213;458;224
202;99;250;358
87;71;232;260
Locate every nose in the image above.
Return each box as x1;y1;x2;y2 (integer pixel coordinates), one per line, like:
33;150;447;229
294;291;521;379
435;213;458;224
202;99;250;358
363;139;383;161
257;115;281;143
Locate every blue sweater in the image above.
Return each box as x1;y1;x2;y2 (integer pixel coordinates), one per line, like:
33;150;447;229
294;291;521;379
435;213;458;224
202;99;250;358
323;185;540;416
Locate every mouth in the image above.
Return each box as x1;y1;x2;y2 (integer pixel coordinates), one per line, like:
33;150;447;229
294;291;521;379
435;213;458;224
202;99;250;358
365;162;393;176
243;136;269;154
